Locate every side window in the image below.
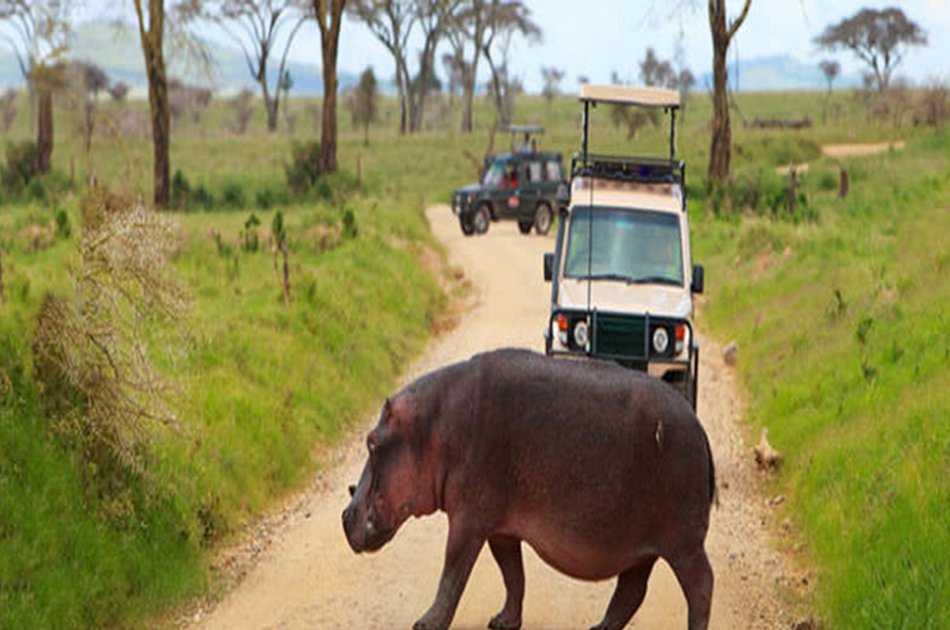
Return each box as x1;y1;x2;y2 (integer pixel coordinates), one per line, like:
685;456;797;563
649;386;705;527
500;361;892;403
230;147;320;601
545;161;562;182
528;161;543;183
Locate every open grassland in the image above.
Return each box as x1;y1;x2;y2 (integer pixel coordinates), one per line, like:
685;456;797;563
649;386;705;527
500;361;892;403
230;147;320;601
0;87;947;626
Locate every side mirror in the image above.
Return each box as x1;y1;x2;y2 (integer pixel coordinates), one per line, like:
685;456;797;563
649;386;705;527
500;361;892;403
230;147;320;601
691;264;704;294
556;183;569;210
543;252;554;282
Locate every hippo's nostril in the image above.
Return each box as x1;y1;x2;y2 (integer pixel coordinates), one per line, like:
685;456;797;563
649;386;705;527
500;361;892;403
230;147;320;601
348;484;356;497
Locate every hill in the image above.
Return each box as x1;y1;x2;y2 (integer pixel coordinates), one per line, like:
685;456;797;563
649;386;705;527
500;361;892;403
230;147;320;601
699;54;861;92
0;20;360;96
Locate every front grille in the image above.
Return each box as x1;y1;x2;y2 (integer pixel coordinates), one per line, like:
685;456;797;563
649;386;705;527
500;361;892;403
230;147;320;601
592;313;646;359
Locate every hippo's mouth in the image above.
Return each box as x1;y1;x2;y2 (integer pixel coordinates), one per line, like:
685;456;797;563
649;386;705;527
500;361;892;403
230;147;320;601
343;515;398;554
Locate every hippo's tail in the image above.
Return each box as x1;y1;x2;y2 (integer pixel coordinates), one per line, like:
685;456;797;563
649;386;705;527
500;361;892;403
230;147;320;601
704;431;718;508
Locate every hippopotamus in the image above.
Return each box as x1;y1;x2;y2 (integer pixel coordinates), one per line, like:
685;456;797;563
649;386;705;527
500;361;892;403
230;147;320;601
342;348;716;630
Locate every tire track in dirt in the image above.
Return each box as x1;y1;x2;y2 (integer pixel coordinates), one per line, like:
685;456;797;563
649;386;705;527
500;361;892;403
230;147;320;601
189;206;792;629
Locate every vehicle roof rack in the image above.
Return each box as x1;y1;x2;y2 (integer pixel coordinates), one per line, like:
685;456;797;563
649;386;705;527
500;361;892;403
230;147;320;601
579;84;680;109
506;124;545;152
569;154;687;212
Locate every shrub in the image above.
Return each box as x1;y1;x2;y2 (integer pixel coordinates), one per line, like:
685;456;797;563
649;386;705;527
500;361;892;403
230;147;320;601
221;181;246;209
171;169;191;210
1;141;38;196
285;141;321;196
192;184;215;210
54;208;71;240
32;202;187;505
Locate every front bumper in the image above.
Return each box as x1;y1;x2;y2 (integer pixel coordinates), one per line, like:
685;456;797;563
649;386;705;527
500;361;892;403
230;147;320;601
545;308;695;370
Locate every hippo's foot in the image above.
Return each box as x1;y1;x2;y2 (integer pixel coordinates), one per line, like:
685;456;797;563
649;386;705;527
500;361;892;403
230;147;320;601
488;610;522;630
412;620;442;630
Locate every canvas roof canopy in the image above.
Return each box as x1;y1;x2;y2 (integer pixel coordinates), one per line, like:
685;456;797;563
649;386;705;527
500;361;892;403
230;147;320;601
579;84;680;109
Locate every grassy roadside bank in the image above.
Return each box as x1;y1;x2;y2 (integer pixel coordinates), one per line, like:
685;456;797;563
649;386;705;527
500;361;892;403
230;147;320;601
0;185;444;626
692;130;950;626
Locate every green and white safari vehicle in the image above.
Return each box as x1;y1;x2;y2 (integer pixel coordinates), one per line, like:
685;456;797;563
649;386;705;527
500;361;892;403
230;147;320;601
543;84;705;409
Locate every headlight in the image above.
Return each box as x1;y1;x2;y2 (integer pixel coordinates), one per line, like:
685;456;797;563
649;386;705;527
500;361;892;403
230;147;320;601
573;320;589;348
652;326;669;354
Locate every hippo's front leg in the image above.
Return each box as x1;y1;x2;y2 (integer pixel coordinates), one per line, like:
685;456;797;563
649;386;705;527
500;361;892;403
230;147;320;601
413;517;485;630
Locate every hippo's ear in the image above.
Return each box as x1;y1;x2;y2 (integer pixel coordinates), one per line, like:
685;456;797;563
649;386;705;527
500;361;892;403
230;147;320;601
382;397;393;423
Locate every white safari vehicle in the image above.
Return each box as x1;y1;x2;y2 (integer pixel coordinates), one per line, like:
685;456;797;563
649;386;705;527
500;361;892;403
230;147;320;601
543;84;704;409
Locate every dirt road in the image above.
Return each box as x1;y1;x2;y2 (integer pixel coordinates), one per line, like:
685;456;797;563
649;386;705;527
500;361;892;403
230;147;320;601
193;206;791;629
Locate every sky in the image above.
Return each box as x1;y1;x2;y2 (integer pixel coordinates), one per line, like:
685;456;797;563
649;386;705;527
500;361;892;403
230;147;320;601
77;0;950;92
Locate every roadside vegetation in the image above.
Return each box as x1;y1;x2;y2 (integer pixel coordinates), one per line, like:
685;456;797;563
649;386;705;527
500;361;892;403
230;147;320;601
0;69;947;628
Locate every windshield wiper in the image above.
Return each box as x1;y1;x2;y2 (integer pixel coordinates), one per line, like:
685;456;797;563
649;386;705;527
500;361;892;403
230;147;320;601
584;273;637;283
628;275;681;286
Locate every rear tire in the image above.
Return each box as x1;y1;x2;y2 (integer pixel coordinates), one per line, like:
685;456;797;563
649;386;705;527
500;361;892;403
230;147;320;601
473;205;491;235
534;203;553;235
517;221;532;235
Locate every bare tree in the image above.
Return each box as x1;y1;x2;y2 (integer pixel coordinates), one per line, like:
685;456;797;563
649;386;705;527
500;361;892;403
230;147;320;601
312;0;346;174
347;0;413;134
819;59;840;94
201;0;312;132
407;0;461;132
0;0;73;174
444;0;491;133
707;0;751;185
816;8;926;93
540;66;563;107
481;0;539;127
640;47;677;89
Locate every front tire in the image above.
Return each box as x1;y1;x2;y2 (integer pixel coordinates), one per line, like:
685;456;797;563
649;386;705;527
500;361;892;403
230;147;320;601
460;215;475;236
534;203;553;235
473;205;491;235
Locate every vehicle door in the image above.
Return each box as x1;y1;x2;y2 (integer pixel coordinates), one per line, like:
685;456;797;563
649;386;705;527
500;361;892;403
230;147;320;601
496;159;524;219
519;158;545;220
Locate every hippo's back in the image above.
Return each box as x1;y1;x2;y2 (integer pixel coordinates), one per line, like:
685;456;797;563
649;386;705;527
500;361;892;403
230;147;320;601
469;350;713;573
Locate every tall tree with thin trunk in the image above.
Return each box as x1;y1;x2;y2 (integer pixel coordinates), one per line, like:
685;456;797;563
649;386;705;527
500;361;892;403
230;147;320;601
480;0;538;128
132;0;172;207
445;0;488;133
201;0;311;132
347;0;413;135
707;0;751;186
407;0;460;133
313;0;346;174
0;0;72;174
815;8;926;93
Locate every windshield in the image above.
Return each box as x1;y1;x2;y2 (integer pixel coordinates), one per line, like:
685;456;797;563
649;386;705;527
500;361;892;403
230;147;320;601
564;206;684;286
482;159;506;186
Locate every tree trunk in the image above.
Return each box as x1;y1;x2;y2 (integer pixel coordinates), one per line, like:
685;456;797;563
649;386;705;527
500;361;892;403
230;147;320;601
316;0;345;174
35;87;54;175
461;76;475;133
135;0;171;209
708;33;731;185
706;0;751;187
262;78;279;132
145;47;171;208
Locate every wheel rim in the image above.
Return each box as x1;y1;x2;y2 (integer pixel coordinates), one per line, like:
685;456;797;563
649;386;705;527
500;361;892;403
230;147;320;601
535;206;551;233
474;208;489;233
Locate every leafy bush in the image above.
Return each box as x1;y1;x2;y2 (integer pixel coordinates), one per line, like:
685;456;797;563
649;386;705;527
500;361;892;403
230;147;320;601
171;169;191;210
1;141;38;196
221;181;246;209
54;208;71;239
285;141;321;196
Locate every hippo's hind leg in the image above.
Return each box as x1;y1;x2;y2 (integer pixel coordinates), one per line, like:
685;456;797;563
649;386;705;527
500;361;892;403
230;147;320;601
588;557;657;630
487;535;524;629
668;546;713;630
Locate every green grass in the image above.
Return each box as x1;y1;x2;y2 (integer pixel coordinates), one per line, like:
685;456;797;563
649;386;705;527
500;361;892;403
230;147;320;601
692;129;950;627
1;86;947;626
